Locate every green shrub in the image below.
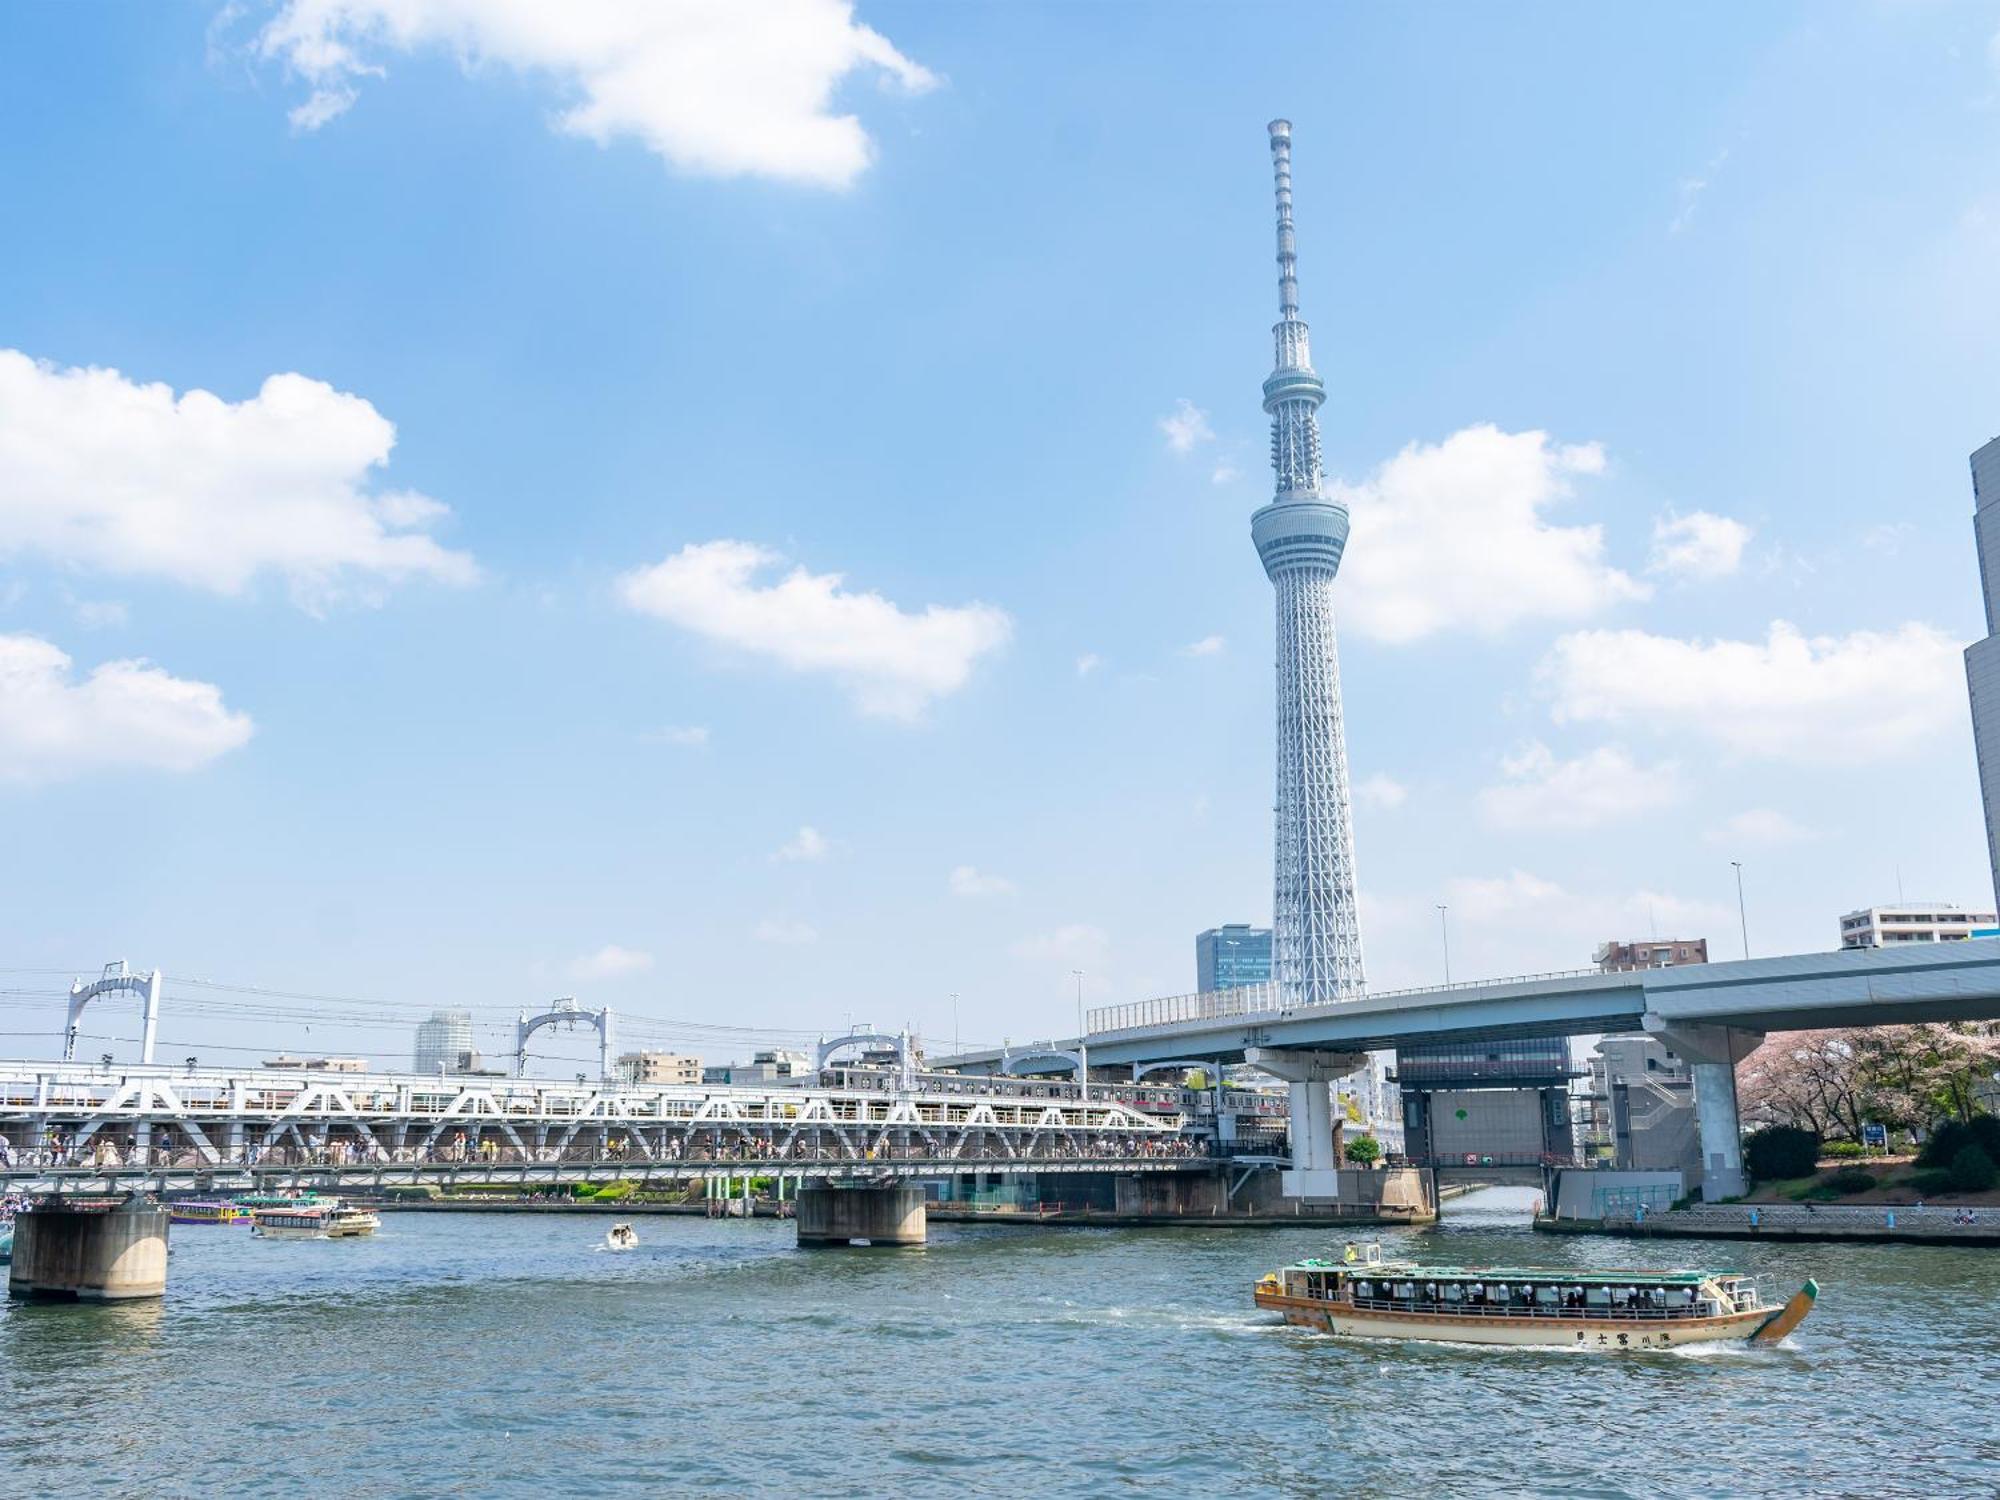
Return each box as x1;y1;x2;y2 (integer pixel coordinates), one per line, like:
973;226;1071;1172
1745;1126;1821;1182
1796;1184;1844;1202
1822;1167;1877;1194
1917;1116;2000;1169
1821;1140;1866;1160
1906;1168;1954;1196
1343;1135;1382;1166
1948;1144;1998;1194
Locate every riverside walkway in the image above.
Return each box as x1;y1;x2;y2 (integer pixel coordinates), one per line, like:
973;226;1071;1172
1540;1202;2000;1246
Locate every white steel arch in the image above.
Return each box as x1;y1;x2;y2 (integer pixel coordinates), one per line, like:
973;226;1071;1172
515;997;614;1081
65;960;161;1065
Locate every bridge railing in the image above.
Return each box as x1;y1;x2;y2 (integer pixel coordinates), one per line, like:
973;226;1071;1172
1085;983;1281;1036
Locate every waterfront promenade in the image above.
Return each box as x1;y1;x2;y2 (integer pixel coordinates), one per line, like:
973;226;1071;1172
1541;1201;2000;1247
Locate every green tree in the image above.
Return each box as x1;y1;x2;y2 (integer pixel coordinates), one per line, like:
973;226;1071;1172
1743;1125;1820;1182
1948;1144;1998;1194
1343;1134;1382;1166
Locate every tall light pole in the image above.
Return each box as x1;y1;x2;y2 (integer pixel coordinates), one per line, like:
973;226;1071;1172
1437;904;1451;986
1072;968;1088;1111
950;992;960;1056
1731;861;1750;960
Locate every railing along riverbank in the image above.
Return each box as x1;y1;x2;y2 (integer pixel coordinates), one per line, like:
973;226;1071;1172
1539;1202;2000;1246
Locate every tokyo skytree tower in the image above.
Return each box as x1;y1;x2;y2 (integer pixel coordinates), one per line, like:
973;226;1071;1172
1252;120;1366;1007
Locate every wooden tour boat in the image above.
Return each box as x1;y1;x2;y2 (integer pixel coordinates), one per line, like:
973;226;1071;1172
1255;1243;1816;1349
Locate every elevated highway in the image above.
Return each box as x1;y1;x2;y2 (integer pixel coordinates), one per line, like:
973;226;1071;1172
942;941;2000;1201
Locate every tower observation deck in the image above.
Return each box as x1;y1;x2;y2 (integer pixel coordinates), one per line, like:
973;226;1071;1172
1252;120;1365;1008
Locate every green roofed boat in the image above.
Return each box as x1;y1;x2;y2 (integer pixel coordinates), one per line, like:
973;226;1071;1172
1255;1244;1817;1349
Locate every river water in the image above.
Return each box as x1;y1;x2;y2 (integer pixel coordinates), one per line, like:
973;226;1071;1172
1;1188;1993;1497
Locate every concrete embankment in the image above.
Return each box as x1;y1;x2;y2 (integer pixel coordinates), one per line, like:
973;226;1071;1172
1537;1208;2000;1248
928;1206;1428;1229
373;1199;1432;1229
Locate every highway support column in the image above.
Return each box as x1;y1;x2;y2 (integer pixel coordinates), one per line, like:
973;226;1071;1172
8;1194;170;1302
1643;1017;1763;1202
1245;1047;1369;1201
795;1182;926;1247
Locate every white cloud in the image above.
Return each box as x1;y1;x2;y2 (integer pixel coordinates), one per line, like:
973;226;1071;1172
1670;148;1729;234
752;918;818;945
618;540;1011;721
1010;924;1108;965
644;724;709;747
1074;652;1101;677
1704;808;1812;847
0;633;253;782
253;0;937;190
1539;620;1965;764
0;350;476;610
1429;869;1731;980
1476;742;1683;831
1183;634;1225;657
949;864;1015;898
773;825;829;862
1158;399;1214;455
1649;510;1751;580
69;599;129;630
1211;462;1238;485
568;943;654;980
1334;425;1647;644
1353;773;1407;811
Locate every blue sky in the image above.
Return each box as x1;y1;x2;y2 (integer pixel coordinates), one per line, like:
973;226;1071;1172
3;1;1999;1076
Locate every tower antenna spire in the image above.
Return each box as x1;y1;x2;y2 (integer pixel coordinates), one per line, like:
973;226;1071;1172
1269;118;1299;321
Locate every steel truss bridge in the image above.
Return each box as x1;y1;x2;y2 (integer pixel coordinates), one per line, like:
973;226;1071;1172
0;1062;1209;1193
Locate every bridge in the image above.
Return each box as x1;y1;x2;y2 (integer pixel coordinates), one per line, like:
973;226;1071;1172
943;940;2000;1201
0;1060;1201;1188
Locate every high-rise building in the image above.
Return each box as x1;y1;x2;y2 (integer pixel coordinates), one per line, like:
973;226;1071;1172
1594;938;1709;972
413;1009;476;1075
1254;121;1365;1009
1837;904;1998;949
1196;925;1273;992
1964;434;2000;909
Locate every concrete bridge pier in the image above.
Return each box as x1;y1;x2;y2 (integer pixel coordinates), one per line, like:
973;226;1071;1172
1643;1017;1762;1201
795;1182;926;1248
8;1195;170;1302
1245;1047;1370;1200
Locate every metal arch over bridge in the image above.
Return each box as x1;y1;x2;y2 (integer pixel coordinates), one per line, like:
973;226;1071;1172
813;1030;912;1081
64;960;162;1066
0;1060;1205;1194
515;997;614;1080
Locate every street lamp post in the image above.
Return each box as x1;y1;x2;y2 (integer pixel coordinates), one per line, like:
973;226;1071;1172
1437;904;1452;986
1072;968;1088;1112
1731;861;1750;960
950;992;960;1056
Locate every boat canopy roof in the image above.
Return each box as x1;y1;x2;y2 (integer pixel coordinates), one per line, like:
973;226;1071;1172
1283;1259;1737;1286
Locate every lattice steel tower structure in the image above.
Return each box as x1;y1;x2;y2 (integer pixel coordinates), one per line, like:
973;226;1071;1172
1252;120;1365;1007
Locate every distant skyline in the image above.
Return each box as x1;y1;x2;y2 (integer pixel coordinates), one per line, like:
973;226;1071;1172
3;2;2000;1076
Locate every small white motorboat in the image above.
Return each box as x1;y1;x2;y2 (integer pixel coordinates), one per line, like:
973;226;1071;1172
605;1222;638;1252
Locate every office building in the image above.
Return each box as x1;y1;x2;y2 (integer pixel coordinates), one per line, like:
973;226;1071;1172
1594;938;1709;972
413;1009;477;1075
1964;434;2000;909
614;1051;702;1087
1837;904;1999;949
702;1049;811;1087
1196;925;1273;993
